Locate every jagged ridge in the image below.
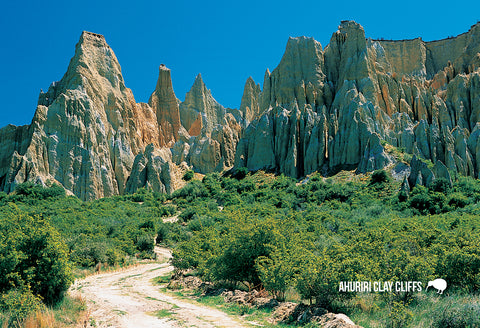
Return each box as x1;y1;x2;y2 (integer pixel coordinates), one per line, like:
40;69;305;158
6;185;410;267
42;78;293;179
2;22;480;199
235;21;480;187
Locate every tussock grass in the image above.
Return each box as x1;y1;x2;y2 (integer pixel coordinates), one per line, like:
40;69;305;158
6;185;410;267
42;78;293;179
0;294;88;328
348;292;480;328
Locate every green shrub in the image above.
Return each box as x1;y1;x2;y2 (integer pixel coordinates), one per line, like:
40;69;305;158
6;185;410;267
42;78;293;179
206;217;278;287
447;192;470;208
236;180;256;193
0;288;44;323
105;248;124;266
202;172;223;195
324;183;355;202
158;205;176;217
156;222;170;244
295;251;341;309
433;303;480;328
436;249;480;292
409;187;435;214
387;301;413;328
187;216;215;232
454;176;480;201
231;167;249;180
178;207;198;222
139;219;155;232
370;169;390;184
183;170;194;181
397;190;408;202
429;177;452;194
172;180;209;201
136;234;155;253
0;206;72;305
130;193;145;202
12;182;65;202
71;240;109;267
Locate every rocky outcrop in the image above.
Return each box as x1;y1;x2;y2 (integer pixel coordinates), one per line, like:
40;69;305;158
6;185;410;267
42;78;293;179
271;302;362;327
186;112;242;173
174;74;243;173
0;31;243;199
179;74;226;135
3;22;480;198
148;65;183;147
239;77;262;124
0;32;182;200
235;21;480;184
125;144;175;194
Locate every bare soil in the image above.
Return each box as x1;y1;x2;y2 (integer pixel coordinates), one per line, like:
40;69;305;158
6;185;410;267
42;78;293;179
69;247;246;328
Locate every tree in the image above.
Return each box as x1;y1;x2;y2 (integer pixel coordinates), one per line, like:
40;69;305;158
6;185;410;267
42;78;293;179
231;167;248;180
429;178;451;194
183;170;194;181
256;239;299;300
295;250;339;308
370;169;390;184
0;205;72;305
211;225;273;286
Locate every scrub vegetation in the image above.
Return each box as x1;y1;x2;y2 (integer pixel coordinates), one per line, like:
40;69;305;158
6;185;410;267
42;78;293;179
0;169;479;327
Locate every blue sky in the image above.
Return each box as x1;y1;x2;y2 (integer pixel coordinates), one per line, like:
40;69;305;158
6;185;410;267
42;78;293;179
1;0;479;128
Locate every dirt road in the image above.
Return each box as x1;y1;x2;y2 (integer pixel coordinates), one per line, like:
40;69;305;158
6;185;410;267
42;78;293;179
69;247;247;328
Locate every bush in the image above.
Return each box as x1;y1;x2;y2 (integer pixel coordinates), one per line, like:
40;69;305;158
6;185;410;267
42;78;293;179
409;186;437;214
136;234;155;253
71;240;108;267
324;183;356;202
13;182;65;202
0;206;72;305
172;180;209;201
202;172;223;195
139;219;155;232
207;217;277;287
295;251;341;309
455;176;480;201
447;192;470;208
370;169;389;184
387;301;413;328
183;170;194;181
178;207;198;222
436;249;480;292
429;177;451;194
187;216;215;232
397;190;408;202
158;205;176;217
433;303;480;328
130;193;145;202
0;288;44;323
156;222;170;244
231;167;249;180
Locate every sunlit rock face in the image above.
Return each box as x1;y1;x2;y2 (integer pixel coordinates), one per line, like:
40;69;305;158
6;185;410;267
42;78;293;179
0;31;242;199
3;21;480;199
235;21;480;185
175;74;243;174
0;32;178;200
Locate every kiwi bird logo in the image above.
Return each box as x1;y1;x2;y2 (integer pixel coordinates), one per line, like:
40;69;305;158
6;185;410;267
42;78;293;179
426;278;447;294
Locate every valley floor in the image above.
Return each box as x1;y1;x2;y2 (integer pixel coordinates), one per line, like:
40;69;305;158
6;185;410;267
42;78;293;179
69;247;246;328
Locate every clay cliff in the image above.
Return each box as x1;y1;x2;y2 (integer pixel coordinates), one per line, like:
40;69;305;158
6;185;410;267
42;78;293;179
175;74;243;173
2;22;480;199
240;77;262;125
0;32;183;200
235;21;480;186
0;31;242;199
